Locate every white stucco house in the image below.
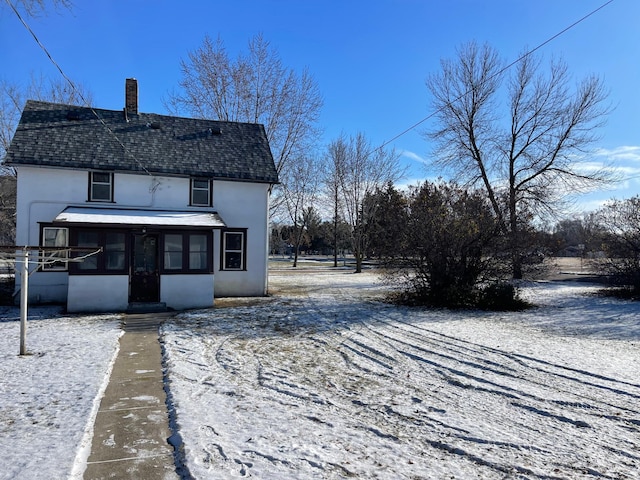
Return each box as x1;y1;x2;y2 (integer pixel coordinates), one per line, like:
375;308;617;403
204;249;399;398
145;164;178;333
5;79;278;313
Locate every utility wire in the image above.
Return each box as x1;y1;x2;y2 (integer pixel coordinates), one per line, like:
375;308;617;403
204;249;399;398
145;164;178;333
8;0;627;183
375;0;616;153
5;0;154;178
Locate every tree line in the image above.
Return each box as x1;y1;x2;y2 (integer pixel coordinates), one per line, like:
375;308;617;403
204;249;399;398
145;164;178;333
273;179;640;306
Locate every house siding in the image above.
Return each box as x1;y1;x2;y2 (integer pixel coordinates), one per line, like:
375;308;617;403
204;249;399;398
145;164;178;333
14;166;271;312
161;274;214;310
212;181;271;297
68;275;129;312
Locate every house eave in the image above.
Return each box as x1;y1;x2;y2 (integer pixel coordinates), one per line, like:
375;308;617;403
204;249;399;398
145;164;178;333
50;206;227;229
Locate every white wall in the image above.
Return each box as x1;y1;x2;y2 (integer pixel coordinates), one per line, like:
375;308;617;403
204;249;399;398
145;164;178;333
213;180;271;296
67;274;215;312
16;166;193;247
67;276;129;313
161;274;214;310
21;269;68;304
14;166;272;307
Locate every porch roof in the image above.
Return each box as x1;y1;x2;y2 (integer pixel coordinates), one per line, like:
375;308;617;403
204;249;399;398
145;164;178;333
52;206;227;228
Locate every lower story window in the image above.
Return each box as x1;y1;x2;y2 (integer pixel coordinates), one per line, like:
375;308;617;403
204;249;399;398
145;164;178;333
222;230;246;270
161;231;212;273
163;234;183;270
43;227;212;274
42;227;68;271
77;231;99;270
105;232;126;270
189;234;208;270
71;229;128;274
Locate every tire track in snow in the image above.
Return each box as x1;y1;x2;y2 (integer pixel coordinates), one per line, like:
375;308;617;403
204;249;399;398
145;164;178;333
164;272;640;479
273;277;639;478
344;313;640;477
379;315;640;419
295;289;568;478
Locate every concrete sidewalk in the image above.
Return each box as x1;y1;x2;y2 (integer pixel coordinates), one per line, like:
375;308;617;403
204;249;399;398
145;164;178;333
83;313;180;480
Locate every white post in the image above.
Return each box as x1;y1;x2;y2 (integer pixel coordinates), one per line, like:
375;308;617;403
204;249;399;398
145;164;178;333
19;250;29;356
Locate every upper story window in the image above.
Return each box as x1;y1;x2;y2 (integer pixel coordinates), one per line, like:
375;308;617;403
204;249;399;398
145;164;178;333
190;178;212;207
89;172;113;202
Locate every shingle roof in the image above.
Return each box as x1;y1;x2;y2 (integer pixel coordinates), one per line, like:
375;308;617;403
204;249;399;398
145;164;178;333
5;100;279;184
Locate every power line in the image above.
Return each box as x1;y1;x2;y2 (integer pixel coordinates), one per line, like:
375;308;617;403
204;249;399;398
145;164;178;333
375;0;616;153
8;0;627;184
4;0;154;178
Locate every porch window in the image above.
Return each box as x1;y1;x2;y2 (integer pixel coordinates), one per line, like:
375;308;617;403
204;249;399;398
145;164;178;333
69;229;128;274
189;234;208;269
161;231;212;273
77;231;99;270
163;234;183;270
42;227;68;271
190;178;211;206
222;230;246;270
105;232;126;270
89;172;113;202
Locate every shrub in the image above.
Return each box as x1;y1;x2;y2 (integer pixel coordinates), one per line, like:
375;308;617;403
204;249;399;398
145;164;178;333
384;181;505;309
476;282;530;311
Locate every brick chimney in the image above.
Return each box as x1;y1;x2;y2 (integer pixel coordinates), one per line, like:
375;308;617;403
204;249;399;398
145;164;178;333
125;78;138;116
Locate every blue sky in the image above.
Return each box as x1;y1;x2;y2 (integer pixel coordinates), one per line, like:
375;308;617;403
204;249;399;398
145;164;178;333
2;0;639;213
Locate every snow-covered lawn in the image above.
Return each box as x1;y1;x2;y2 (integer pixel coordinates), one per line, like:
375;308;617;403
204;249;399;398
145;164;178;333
0;307;121;480
0;269;638;479
163;269;640;479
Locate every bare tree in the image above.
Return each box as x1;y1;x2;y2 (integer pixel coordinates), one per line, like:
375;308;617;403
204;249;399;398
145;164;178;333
324;137;349;267
165;33;323;184
329;133;403;273
281;154;322;267
427;42;612;278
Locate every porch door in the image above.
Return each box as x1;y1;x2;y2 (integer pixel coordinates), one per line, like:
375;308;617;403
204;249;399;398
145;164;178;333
130;234;160;302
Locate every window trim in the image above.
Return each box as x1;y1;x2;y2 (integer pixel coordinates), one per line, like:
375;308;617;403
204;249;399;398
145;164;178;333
41;226;69;271
221;229;247;271
190;178;212;207
88;171;114;203
160;231;213;274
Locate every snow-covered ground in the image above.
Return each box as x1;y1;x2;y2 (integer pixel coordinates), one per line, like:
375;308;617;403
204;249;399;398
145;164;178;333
1;268;638;479
163;270;640;479
0;307;122;480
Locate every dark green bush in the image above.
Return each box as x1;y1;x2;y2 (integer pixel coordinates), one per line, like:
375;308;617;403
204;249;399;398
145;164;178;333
476;282;530;311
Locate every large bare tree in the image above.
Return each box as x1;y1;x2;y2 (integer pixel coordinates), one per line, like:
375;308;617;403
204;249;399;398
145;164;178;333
166;33;323;184
427;42;611;278
328;133;403;273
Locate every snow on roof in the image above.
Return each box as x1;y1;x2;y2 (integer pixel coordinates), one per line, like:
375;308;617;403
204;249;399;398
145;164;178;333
52;206;226;228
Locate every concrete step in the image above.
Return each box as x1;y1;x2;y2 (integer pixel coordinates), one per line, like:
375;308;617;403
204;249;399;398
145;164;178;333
126;302;168;314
